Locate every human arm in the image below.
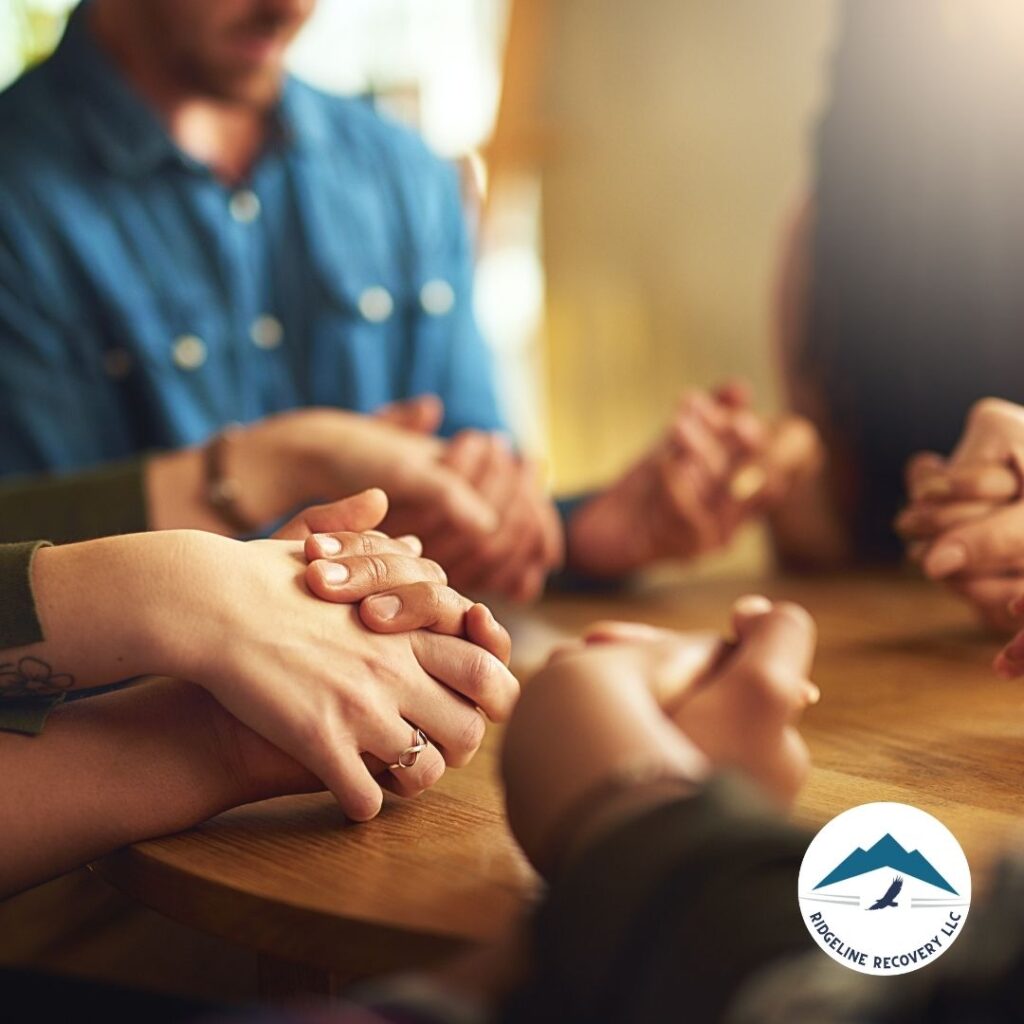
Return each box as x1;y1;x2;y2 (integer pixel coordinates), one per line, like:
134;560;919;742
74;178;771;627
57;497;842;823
429;599;819;1018
2;494;519;819
562;384;823;579
501;597;817;876
144;408;499;539
0;676;318;899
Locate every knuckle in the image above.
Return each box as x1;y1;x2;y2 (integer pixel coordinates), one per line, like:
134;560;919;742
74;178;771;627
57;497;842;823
335;680;382;725
408;579;447;617
364;555;392;587
357;533;381;556
422;558;448;585
293;713;334;754
452;710;486;759
466;649;498;698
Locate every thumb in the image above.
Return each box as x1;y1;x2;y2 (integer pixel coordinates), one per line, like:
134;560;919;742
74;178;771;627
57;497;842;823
374;394;445;435
271;488;389;540
730;596;818;681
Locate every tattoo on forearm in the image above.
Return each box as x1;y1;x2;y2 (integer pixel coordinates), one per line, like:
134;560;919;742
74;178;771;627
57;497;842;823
0;657;75;698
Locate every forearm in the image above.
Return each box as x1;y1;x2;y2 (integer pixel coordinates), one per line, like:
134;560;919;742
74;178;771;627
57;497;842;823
1;531;230;698
562;492;643;579
0;679;258;897
145;413;330;534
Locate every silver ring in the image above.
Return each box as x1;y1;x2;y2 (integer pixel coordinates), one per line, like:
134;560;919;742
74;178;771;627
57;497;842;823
389;727;428;770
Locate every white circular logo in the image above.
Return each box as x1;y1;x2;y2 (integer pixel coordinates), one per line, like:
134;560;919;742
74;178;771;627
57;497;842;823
798;802;971;975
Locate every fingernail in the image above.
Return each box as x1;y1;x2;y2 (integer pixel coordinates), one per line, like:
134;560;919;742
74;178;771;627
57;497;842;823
733;594;773;617
923;542;967;579
367;594;402;620
320;562;350;585
804;683;821;706
315;534;342;556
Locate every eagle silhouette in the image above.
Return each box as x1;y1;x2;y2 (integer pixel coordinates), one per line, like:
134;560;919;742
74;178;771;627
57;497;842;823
867;876;903;910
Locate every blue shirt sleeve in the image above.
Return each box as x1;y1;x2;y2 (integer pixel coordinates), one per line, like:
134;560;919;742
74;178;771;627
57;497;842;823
396;148;505;438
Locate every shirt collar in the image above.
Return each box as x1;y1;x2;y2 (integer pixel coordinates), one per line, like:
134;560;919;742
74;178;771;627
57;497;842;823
276;77;333;155
51;2;329;178
51;2;182;177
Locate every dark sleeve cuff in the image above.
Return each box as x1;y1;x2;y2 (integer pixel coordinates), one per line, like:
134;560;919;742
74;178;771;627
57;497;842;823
0;540;63;735
506;776;813;1024
0;695;65;736
0;457;149;544
548;492;625;593
0;540;51;648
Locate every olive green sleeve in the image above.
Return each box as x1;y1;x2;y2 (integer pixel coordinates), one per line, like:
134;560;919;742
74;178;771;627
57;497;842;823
0;457;149;545
0;540;63;735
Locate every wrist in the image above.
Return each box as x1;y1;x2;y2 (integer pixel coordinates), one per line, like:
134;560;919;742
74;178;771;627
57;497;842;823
30;535;191;684
141;530;247;683
566;489;643;578
230;410;339;522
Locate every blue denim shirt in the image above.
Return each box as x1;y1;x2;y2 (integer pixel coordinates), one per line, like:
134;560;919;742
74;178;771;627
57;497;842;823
0;5;503;476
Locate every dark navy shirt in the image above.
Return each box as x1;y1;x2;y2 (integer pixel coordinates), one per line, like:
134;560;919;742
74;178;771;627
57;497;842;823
0;4;503;476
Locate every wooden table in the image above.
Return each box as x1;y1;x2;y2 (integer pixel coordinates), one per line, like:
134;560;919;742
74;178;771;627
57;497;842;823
94;572;1024;997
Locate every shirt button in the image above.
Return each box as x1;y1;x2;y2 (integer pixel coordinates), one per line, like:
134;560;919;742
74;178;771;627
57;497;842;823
102;347;133;380
172;334;207;370
229;189;261;223
420;278;455;316
358;285;394;323
250;314;283;350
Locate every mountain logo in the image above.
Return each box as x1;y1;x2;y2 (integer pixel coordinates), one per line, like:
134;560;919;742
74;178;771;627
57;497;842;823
814;833;957;894
797;803;971;976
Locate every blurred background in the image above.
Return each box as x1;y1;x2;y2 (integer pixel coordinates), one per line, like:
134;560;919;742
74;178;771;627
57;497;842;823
0;0;836;512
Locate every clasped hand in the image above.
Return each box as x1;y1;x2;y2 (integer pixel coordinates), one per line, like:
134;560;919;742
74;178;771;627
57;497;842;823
897;398;1024;671
179;488;518;822
565;382;824;577
502;595;820;874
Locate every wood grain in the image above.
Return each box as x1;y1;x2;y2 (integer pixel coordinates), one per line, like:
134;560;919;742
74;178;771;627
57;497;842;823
95;571;1024;983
